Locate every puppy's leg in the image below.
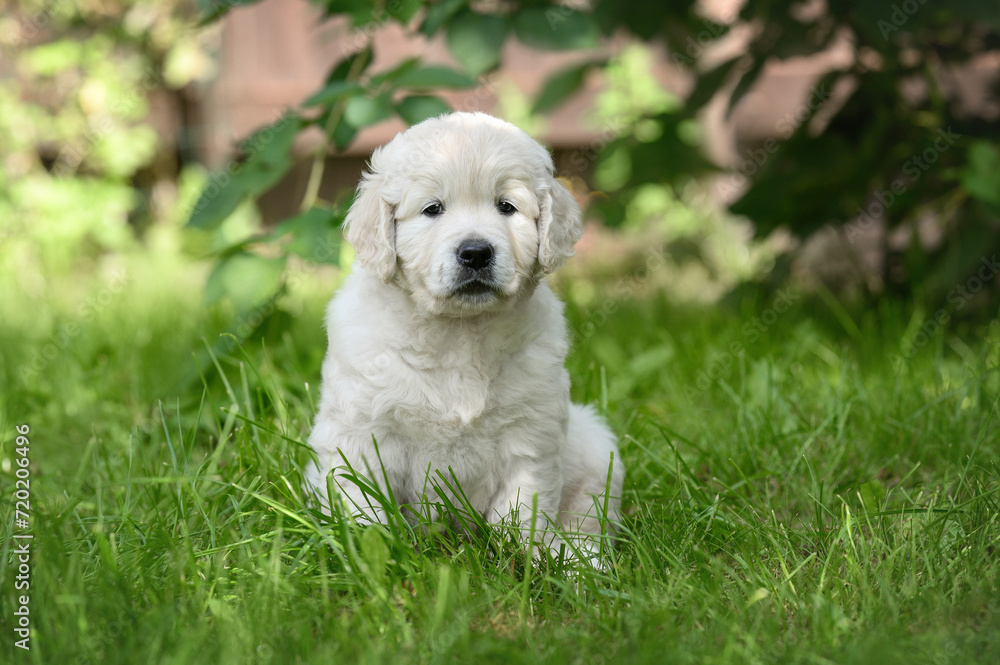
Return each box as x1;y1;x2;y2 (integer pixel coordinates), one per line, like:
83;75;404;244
558;404;624;558
488;461;564;556
306;424;399;524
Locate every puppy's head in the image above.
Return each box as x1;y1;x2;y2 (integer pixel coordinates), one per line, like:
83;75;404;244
344;112;583;316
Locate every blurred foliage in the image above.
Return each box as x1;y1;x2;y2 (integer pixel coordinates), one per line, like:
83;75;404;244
0;0;214;284
594;0;1000;304
187;0;999;313
5;0;998;314
581;45;776;301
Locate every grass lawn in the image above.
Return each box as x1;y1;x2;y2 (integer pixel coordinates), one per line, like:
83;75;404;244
2;251;998;664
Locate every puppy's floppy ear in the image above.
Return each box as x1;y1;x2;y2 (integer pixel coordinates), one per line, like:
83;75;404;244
537;177;584;274
344;172;396;282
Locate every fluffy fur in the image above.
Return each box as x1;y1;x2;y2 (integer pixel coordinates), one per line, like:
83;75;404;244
305;112;624;556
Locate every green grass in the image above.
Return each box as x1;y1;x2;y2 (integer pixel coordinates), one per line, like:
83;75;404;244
2;253;999;665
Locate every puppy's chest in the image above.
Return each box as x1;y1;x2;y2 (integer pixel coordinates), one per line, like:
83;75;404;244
383;345;558;439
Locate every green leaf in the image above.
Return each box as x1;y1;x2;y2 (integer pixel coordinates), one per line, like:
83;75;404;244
512;7;597;51
325;0;380;27
327;48;373;83
303;80;365;107
24;40;83;76
270;207;338;238
236;114;301;196
187;115;299;229
344;94;394;129
683;57;740;115
532;61;595;115
187;177;247;230
726;56;766;119
396;95;452;125
961;141;1000;207
731;132;861;238
387;0;423;23
420;0;469;36
198;0;262;25
204;253;286;310
270;207;343;264
858;481;885;514
445;10;507;76
394;66;477;90
330;114;358;151
369;58;421;85
615;111;718;189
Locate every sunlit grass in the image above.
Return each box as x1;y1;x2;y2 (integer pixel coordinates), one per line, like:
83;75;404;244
1;252;998;664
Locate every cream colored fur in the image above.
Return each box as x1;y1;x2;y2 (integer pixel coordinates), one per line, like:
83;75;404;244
305;112;624;558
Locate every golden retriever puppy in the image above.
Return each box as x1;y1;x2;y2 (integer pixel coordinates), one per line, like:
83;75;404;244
306;112;624;559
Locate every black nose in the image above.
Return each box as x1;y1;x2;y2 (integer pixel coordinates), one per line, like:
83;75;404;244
456;240;494;271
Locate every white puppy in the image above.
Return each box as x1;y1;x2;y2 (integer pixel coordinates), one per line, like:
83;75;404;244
306;112;624;557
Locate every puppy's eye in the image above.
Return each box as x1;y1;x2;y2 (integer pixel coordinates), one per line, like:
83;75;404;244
497;200;517;215
422;202;444;217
